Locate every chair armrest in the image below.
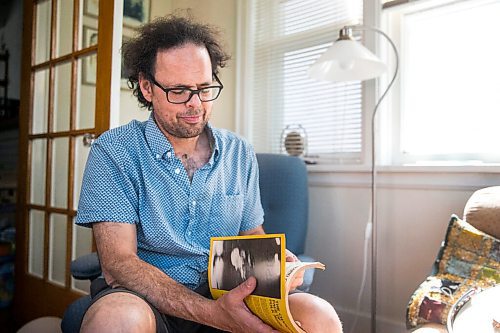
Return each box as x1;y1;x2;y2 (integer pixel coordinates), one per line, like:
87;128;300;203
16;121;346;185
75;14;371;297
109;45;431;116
70;252;101;281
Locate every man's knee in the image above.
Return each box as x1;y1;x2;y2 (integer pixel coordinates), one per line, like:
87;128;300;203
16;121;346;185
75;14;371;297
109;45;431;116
81;292;157;333
288;293;343;333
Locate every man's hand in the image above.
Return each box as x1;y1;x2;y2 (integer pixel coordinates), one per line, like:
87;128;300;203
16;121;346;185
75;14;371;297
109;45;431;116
285;249;304;291
211;276;280;333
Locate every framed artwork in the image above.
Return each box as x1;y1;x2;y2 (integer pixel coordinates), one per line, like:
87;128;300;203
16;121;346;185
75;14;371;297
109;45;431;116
123;0;151;28
82;26;98;85
83;0;99;18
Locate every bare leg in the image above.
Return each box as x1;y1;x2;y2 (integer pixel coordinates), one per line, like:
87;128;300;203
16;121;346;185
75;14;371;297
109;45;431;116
81;292;156;333
288;293;343;333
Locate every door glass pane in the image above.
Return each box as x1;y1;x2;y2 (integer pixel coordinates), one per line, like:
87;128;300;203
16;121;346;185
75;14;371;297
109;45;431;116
30;139;47;206
76;54;96;129
80;0;99;51
72;223;93;293
33;68;50;135
29;210;45;278
53;61;72;132
35;0;52;65
83;25;98;48
49;213;67;286
73;135;91;209
56;0;74;57
51;137;69;208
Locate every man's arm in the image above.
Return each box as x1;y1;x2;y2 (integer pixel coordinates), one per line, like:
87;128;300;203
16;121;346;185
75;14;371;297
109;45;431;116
93;222;279;333
239;225;266;236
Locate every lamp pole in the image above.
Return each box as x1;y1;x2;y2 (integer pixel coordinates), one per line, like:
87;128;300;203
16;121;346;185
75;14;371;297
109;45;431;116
309;24;399;333
353;25;399;333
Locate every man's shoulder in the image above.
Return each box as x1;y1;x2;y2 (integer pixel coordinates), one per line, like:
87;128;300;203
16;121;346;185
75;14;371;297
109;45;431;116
96;119;146;146
211;127;251;148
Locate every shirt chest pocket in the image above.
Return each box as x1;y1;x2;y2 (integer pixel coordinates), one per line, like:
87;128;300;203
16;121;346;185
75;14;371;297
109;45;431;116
209;193;244;238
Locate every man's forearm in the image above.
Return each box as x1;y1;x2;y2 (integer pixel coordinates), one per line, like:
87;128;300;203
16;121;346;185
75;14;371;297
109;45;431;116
92;222;218;327
101;254;216;326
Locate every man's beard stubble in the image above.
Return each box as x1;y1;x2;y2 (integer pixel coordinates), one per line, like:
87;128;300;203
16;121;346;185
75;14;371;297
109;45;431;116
156;108;208;139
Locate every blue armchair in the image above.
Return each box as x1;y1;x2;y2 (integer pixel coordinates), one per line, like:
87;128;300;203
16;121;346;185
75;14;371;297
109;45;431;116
61;153;314;332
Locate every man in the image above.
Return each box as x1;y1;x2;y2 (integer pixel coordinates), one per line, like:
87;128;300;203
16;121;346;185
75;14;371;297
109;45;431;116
76;15;342;333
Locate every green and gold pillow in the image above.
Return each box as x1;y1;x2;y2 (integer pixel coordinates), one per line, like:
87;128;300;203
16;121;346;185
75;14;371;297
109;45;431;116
406;215;499;329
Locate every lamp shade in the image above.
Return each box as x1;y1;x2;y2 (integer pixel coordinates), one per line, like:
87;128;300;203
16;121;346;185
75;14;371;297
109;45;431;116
308;39;387;82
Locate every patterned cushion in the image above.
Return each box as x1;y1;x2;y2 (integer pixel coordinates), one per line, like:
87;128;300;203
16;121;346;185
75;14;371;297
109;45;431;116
406;215;500;329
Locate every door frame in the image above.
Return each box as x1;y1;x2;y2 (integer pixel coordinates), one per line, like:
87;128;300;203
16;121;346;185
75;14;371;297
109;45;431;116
14;0;117;326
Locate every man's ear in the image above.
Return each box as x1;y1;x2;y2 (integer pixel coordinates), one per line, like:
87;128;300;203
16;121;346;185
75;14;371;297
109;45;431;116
138;73;153;102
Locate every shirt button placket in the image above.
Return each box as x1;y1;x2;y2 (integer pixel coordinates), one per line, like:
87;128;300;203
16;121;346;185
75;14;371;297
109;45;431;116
186;199;196;241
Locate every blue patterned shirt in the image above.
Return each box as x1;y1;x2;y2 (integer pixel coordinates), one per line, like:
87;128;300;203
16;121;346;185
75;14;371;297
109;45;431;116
76;115;264;289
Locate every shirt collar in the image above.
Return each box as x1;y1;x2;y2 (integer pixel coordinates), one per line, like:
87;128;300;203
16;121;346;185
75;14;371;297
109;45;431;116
145;113;173;158
145;113;220;162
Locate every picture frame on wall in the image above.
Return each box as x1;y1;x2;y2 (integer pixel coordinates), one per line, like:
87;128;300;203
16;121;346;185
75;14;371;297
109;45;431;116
123;0;151;28
82;26;98;85
83;0;99;18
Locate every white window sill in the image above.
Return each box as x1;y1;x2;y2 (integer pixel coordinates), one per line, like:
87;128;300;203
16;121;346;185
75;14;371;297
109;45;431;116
307;163;500;174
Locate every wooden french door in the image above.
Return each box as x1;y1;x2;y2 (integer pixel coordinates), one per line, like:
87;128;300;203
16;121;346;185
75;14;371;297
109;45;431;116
14;0;116;325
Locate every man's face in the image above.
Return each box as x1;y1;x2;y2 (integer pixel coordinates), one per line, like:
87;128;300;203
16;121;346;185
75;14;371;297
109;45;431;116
139;43;215;139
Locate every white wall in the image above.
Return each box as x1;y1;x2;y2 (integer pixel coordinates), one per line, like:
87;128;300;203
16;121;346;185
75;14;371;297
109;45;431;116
305;168;499;332
117;0;172;125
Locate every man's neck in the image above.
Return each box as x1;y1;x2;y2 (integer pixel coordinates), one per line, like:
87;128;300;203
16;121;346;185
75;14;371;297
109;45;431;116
168;131;207;157
166;128;212;182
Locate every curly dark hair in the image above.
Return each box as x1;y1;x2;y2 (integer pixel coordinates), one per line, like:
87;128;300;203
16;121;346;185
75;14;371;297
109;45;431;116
122;14;231;110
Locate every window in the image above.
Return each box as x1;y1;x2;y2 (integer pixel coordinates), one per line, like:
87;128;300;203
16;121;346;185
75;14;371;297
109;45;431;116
238;0;364;163
382;0;500;165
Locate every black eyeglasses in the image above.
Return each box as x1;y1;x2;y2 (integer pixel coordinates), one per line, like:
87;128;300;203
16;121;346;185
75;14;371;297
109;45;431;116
149;73;224;104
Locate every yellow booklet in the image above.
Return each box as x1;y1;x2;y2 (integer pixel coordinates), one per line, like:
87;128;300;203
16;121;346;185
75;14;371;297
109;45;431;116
208;234;325;333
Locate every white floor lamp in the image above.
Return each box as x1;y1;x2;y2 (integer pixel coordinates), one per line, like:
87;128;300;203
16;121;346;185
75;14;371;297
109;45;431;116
308;25;399;333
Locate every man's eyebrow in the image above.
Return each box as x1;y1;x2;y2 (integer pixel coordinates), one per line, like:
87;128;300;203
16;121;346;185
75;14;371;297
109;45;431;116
171;81;213;89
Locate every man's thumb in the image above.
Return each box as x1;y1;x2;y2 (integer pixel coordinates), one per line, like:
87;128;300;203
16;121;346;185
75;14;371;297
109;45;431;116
231;276;257;300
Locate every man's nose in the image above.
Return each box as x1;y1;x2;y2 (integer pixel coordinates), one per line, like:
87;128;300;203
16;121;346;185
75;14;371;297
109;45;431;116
186;92;203;107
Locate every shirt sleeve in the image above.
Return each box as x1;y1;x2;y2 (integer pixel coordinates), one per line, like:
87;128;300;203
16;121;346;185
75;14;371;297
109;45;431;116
75;141;139;227
239;147;265;232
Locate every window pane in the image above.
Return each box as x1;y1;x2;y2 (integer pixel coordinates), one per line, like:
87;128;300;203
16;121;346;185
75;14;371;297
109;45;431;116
29;210;45;278
51;137;69;209
53;61;72;132
398;0;500;162
80;0;99;51
73;134;91;209
30;139;47;206
283;45;362;156
33;68;50;135
76;54;96;129
56;0;74;57
35;0;52;65
248;0;364;162
49;213;67;286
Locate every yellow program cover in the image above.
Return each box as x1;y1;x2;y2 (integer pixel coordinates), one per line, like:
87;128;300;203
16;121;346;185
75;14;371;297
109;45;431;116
208;234;325;333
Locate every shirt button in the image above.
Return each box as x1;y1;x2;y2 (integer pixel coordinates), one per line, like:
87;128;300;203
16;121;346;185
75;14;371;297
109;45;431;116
192;200;196;206
166;152;172;158
155;154;161;160
187;231;192;236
